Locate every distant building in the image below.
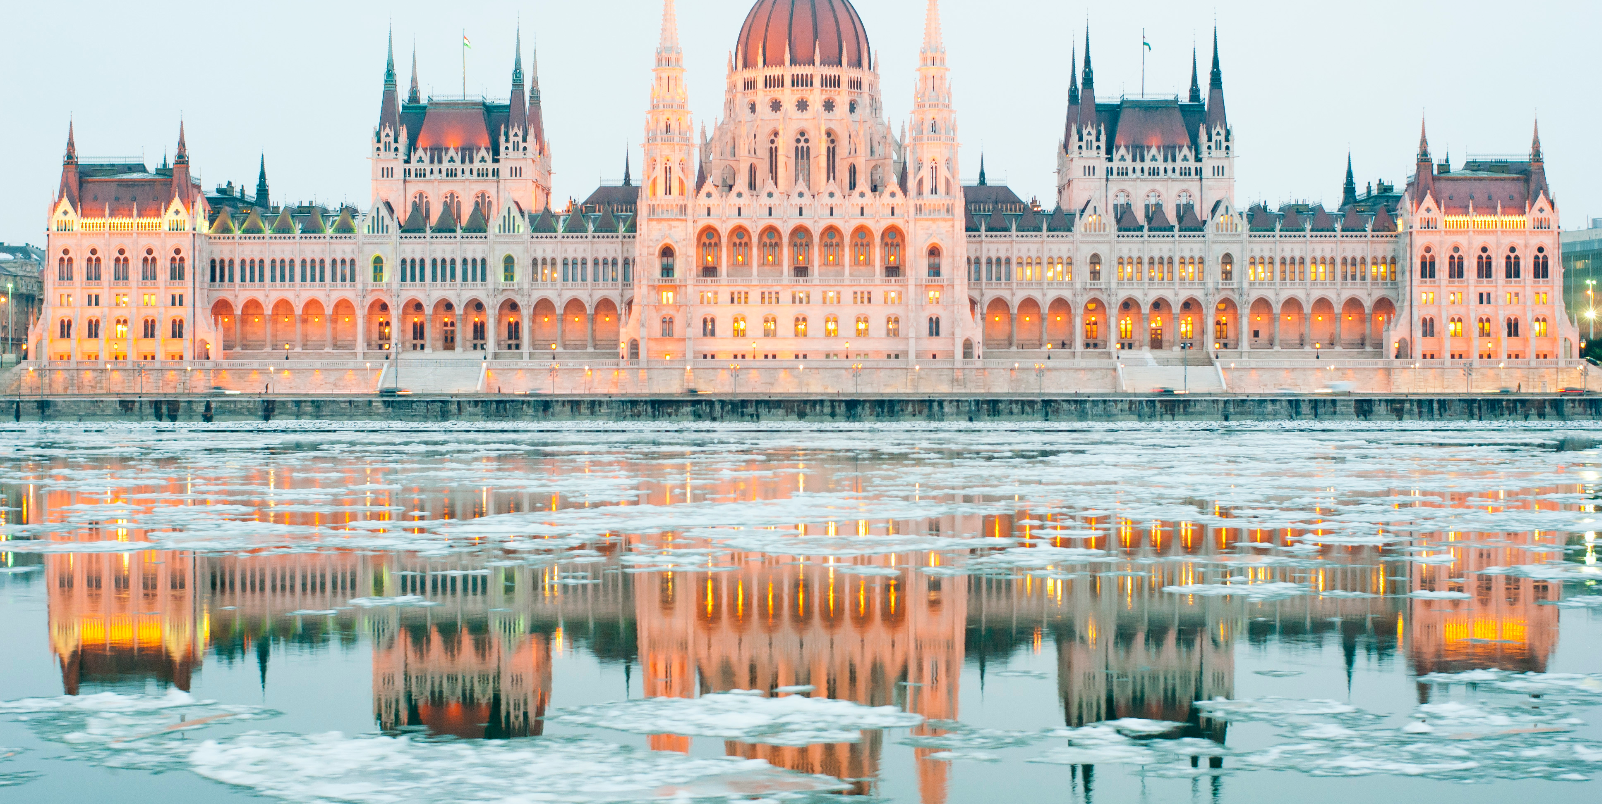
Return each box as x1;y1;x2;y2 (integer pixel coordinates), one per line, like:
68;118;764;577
0;242;44;361
1560;218;1600;346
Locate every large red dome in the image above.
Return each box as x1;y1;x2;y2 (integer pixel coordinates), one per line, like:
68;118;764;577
736;0;871;70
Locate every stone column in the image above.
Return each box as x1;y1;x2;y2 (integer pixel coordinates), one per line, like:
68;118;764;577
356;307;365;358
587;306;595;351
521;306;531;361
1303;304;1313;349
455;311;465;352
556;306;566;354
294;311;304;351
324;310;333;351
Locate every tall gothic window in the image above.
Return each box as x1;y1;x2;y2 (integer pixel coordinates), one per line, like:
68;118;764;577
767;133;779;186
825;133;837;184
794;131;811;189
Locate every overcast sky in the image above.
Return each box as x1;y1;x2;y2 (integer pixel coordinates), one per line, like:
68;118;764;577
1;0;1598;248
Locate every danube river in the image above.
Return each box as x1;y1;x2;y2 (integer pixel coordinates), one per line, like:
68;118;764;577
0;422;1598;803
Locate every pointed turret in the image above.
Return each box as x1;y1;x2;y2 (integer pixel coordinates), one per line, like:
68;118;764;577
1063;43;1079;152
407;47;421;104
508;27;527;134
528;34;545;144
255;155;269;208
623;150;632;186
1188;47;1201;104
1528;119;1548;207
920;0;945;68
1341;153;1357;208
57;121;80;209
169;121;192;207
1412;118;1435;209
1077;28;1098;134
657;0;681;68
378;27;401;134
977;154;987;186
1205;28;1227;132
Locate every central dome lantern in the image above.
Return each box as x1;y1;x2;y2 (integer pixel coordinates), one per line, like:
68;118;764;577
735;0;871;69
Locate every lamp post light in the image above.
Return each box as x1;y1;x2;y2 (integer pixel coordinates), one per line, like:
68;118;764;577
1034;362;1045;396
851;362;862;395
730;363;740;397
549;362;560;395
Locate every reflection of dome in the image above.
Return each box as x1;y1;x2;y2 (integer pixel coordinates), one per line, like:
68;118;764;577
736;0;870;69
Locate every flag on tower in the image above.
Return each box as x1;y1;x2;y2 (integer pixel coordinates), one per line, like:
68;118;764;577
463;34;472;49
1143;36;1151;51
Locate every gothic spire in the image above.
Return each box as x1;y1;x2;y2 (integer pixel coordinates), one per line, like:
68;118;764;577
656;0;681;67
1077;27;1098;133
175;119;187;162
1530;118;1542;161
977;154;986;186
1417;118;1430;161
256;154;270;208
509;26;528;133
920;0;945;67
407;46;420;104
378;29;401;133
64;119;77;162
1527;118;1548;205
622;150;632;186
169;121;193;206
1341;153;1357;207
1188;47;1201;103
1205;27;1227;132
1069;43;1079;103
58;119;80;209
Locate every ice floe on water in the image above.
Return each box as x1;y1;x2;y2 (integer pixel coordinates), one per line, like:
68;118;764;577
1161;582;1308;601
551;692;924;746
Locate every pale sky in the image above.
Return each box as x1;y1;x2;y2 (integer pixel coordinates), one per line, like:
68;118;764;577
2;0;1598;249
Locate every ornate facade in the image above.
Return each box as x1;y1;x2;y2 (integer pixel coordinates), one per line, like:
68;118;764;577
30;0;1580;385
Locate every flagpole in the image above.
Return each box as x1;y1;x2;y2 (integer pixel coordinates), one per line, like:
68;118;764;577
1141;28;1145;97
462;29;466;96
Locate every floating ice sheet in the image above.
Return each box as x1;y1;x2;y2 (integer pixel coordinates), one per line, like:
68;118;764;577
551;692;924;746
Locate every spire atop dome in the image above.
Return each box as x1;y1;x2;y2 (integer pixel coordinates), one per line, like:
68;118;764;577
657;0;681;67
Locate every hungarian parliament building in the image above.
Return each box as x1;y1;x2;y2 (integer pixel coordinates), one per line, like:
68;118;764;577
31;0;1578;384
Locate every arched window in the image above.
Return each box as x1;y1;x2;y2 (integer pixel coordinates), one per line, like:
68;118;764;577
700;230;720;276
561;258;570;283
1084;314;1099;340
1119;315;1134;340
926;246;941;278
1504;247;1520;279
731;230;750;267
660;315;675;337
852;229;872;266
113;317;128;338
1476;246;1493;279
1088;254;1101;281
58;318;72;339
881;230;902;277
1534;316;1548;336
847;162;857;191
503;255;516;283
855;315;869;337
141;317;157;338
762;314;777;337
659;246;676;279
1448;316;1463;337
794;131;811;188
143;249;157;281
86;317;101;339
1419;247;1436;280
748;163;758;192
927;316;940;337
170;317;184;339
821;229;841;266
1505;316;1521;338
1214;316;1228;340
1420;316;1436;337
113;249;128;281
825;132;837;183
1220;254;1234;281
170;249;185;281
702;315;717;337
790;230;811;277
1448;247;1464;279
824;314;839;338
371;255;385;282
760;230;781;266
1533;246;1549;279
767;133;779;185
732;315;747;337
1477;317;1492;337
793;315;808;337
886;316;900;337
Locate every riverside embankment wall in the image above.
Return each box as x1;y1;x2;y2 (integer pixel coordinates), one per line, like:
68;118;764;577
3;394;1597;424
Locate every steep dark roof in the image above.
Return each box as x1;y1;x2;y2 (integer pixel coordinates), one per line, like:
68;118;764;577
209;208;235;234
1177;205;1205;231
1279;206;1306;232
1371;206;1396;232
1046;206;1073;232
401;202;429;233
301;207;326;234
1146;203;1173;231
331;208;359;234
271;207;297;234
1115;207;1144;231
1308;205;1336;232
461;203;488;233
1339;207;1368;232
1247;205;1278;232
530;208;558;233
431;201;459;233
238;209;267;234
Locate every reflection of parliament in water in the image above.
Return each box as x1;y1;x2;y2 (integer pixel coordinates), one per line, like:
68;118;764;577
39;520;1561;799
